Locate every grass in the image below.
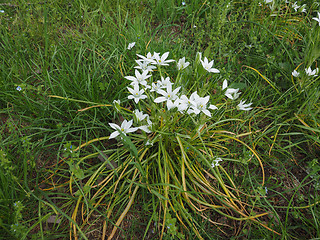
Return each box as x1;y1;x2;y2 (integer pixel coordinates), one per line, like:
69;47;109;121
0;0;319;239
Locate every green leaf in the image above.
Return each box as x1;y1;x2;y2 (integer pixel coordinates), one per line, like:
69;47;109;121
204;45;211;58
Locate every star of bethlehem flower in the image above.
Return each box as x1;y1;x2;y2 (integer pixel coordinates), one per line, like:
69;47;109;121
312;12;320;26
158;76;173;89
134;60;156;72
222;80;241;100
113;99;121;112
292;70;300;77
134;109;149;122
177;57;190;70
127;84;147;103
139;116;153;133
125;69;151;87
305;67;319;77
211;157;223;168
136;52;156;62
190;93;217;117
177;95;195;113
300;4;307;13
154;84;181;110
108;119;138;139
152;52;175;66
127;42;135;50
237;100;253;111
150;82;162;93
200;57;220;73
292;2;300;12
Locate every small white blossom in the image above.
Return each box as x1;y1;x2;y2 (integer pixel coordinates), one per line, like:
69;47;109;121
178;95;195;112
113;99;121;112
222;80;240;100
300;4;307;13
292;2;300;12
200;57;220;73
182;1;186;6
134;60;156;72
154;84;181;110
0;10;4;13
177;57;190;70
134;109;149;122
237;100;253;111
305;67;319;77
109;120;138;139
292;69;300;77
127;84;147;103
211;157;223;168
125;70;151;87
192;95;213;117
137;52;155;62
152;52;175;66
150;82;162;93
312;12;320;26
16;86;22;91
127;42;136;50
158;76;173;89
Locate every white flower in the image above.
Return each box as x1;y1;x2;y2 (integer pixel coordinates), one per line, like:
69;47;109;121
177;57;190;70
0;10;4;13
136;52;155;63
225;88;241;100
139;125;152;133
127;42;136;50
139;116;153;133
300;4;307;13
222;80;240;100
208;104;218;110
178;95;195;112
134;60;156;72
187;92;216;117
145;140;153;146
127;84;147;103
182;1;186;6
211;157;222;168
113;99;121;112
154;84;181;110
200;57;220;73
292;2;300;12
312;12;320;26
125;70;151;86
264;0;273;3
237;100;253;111
192;95;213;117
150;82;162;93
305;67;319;77
292;69;300;77
109;120;138;139
152;52;175;66
158;76;173;89
16;86;22;91
134;109;149;121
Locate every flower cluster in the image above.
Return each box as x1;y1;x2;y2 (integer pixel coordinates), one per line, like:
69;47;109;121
109;52;253;139
292;67;319;77
261;0;307;13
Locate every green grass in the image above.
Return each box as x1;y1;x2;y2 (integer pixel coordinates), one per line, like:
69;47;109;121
0;0;319;239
